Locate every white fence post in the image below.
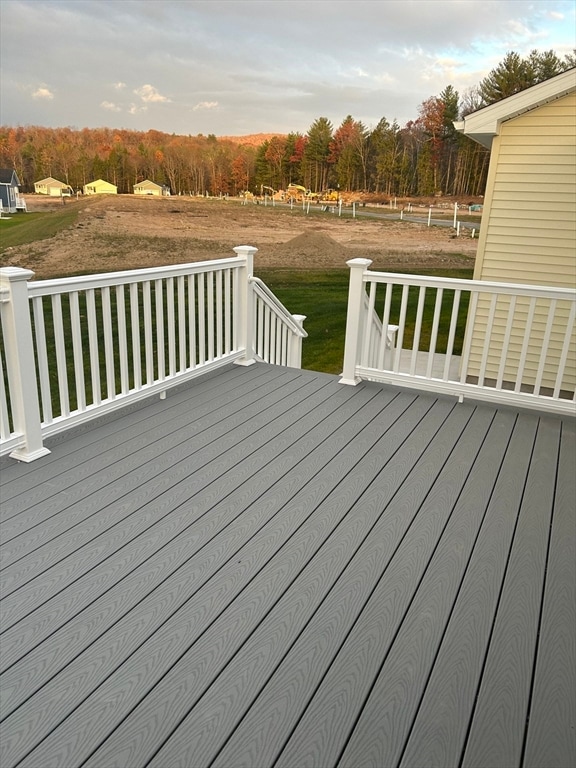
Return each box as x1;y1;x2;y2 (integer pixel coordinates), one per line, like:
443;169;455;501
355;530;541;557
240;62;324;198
0;267;50;461
233;245;258;366
289;314;307;367
340;258;372;385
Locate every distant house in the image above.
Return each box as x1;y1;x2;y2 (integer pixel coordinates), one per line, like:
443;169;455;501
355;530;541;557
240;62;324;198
34;177;73;196
456;68;576;391
133;179;170;196
0;168;26;213
83;179;117;195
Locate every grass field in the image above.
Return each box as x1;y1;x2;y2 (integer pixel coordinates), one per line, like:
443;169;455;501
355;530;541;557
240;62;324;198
0;208;79;254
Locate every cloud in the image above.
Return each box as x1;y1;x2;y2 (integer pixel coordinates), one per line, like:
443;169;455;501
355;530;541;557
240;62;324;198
134;84;170;103
372;72;394;84
193;101;219;111
2;0;572;135
32;86;54;100
507;19;532;37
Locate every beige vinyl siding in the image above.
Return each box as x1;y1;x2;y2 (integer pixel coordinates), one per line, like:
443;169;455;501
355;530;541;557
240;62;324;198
134;187;162;195
473;93;576;287
469;92;575;390
134;180;163;195
83;180;117;195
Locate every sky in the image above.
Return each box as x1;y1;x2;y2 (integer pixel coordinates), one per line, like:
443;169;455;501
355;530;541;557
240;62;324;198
1;0;575;137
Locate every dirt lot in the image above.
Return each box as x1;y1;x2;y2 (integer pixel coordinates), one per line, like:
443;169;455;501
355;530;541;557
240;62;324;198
5;194;478;278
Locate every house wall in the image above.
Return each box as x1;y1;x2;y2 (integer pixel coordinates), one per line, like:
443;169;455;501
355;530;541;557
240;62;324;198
468;92;576;390
35;184;67;196
0;184;17;211
83;181;117;195
134;186;161;195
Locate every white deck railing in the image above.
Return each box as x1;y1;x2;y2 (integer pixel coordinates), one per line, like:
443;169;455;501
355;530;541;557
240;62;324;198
251;277;307;367
0;246;306;461
341;258;576;415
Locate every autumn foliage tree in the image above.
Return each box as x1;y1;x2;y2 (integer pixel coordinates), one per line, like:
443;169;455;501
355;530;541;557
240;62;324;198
2;49;569;200
329;116;368;191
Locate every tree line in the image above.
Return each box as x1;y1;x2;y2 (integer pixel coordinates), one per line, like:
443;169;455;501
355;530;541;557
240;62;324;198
1;50;573;200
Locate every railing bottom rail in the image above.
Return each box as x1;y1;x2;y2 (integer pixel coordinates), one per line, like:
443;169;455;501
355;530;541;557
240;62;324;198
357;366;575;415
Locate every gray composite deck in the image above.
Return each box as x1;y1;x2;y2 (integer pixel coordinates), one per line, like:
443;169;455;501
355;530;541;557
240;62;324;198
0;362;574;768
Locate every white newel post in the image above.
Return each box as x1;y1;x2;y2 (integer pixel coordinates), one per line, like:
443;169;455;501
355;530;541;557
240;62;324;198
289;314;307;368
233;245;258;366
340;258;372;385
0;267;50;461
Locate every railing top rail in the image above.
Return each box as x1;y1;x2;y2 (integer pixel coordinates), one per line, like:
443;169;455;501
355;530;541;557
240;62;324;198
250;276;308;337
364;269;576;301
20;256;245;297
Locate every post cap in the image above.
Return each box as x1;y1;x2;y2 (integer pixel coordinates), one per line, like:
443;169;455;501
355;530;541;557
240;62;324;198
346;258;372;268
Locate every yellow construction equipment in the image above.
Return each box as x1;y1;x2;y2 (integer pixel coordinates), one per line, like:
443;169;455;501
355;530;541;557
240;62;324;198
319;189;340;203
284;184;319;203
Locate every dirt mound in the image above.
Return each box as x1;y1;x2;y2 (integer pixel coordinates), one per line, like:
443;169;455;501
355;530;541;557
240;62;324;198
273;230;352;266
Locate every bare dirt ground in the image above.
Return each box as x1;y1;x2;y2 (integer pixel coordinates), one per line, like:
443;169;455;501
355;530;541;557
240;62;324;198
5;194;478;278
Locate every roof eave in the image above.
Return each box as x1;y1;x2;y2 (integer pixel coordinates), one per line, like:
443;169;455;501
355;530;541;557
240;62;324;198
455;68;576;148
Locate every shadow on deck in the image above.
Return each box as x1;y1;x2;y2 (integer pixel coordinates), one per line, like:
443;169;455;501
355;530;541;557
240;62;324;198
1;362;574;768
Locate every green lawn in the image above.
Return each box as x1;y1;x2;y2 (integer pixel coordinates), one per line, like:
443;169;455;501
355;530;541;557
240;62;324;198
258;268;474;374
0;208;79;254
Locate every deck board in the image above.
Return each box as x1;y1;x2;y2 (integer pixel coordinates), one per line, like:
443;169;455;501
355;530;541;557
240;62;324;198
8;389;427;767
0;376;373;674
0;371;330;581
460;416;560;768
523;418;576;768
103;398;463;768
397;411;542;768
0;364;264;496
0;362;574;768
309;408;525;768
210;402;486;768
1;373;340;613
1;367;304;532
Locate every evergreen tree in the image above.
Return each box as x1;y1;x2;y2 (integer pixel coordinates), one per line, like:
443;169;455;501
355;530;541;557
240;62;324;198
479;51;533;104
479;49;571;106
369;118;404;195
304;117;333;191
438;85;460;194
